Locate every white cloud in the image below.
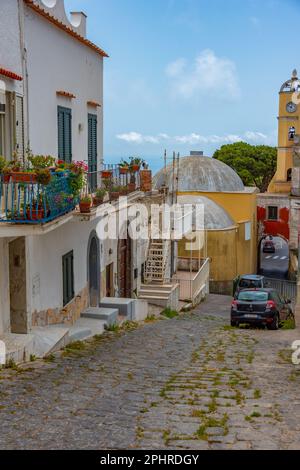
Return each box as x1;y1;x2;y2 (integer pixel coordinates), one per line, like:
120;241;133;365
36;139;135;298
166;49;240;100
116;130;276;146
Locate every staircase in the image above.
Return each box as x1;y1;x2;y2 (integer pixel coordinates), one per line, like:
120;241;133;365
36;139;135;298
139;239;179;310
144;239;169;284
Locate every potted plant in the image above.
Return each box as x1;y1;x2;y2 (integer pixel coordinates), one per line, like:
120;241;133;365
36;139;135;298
26;196;45;221
110;185;121;201
120;186;128;196
101;168;113;179
79;195;92;213
0;156;10;183
36;168;52;186
129;157;143;173
28;155;56;169
93;188;107;206
119;159;129;175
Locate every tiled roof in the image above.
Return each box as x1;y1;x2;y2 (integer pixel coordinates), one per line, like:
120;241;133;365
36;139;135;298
0;67;23;81
24;0;109;58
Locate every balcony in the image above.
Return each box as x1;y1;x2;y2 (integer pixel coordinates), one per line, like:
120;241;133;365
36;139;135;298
0;172;78;225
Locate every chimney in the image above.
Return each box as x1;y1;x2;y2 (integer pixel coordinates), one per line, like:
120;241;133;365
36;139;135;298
70;11;87;37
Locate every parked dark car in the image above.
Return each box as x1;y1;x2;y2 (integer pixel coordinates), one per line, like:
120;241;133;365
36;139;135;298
263;239;276;253
231;288;295;330
234;274;268;297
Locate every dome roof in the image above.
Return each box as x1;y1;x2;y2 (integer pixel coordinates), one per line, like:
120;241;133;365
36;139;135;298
153;155;244;192
178;195;235;230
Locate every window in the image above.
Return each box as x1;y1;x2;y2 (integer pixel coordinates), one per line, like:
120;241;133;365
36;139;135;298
58;106;72;163
268;206;278;221
62;251;74;306
88;113;98;191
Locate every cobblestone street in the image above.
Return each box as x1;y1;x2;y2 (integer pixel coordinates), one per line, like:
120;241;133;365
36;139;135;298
0;295;300;450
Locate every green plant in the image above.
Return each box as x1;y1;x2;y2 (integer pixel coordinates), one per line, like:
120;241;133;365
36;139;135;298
119;159;129;168
30;354;37;362
0;156;7;172
95;188;107;199
281;318;296;330
161;308;178;319
110;185;122;193
80;195;92;204
36;168;51;185
28;155;56;169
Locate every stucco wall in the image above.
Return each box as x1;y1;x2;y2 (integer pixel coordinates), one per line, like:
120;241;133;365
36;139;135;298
23;5;103;164
0;0;23;94
0;239;11;335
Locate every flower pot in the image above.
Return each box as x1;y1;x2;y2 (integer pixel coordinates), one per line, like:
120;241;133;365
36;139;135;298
119;167;129;175
120;188;128;196
110;192;120;201
128;183;136;192
101;170;113;179
26;208;45;221
12;172;37;184
93;196;104;207
1;173;11;184
79;201;91;213
131;164;140;172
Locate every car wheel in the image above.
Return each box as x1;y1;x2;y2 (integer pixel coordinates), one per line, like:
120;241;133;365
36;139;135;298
231;320;238;328
267;314;279;331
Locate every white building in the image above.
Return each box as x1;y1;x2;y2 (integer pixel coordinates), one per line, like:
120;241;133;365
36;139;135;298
0;0;152;361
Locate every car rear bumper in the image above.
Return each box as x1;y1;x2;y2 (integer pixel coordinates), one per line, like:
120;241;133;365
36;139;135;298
231;310;276;325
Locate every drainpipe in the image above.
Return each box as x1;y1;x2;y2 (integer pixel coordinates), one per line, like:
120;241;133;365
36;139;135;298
18;0;30;155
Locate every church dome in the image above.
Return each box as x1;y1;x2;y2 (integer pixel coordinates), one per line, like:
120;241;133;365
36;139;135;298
178;195;235;230
153;155;244;193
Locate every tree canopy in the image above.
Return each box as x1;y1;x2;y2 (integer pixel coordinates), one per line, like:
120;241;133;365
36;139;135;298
213;141;277;193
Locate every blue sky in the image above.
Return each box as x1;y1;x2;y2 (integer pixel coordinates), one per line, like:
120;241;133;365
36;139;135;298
64;0;300;171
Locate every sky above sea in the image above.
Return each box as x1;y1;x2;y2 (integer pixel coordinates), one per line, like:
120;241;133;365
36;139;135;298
64;0;300;170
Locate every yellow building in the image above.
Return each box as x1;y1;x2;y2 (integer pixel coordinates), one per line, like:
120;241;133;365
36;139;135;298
154;153;258;294
268;69;300;193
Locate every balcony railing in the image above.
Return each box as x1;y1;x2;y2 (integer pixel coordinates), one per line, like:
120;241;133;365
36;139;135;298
0;172;79;224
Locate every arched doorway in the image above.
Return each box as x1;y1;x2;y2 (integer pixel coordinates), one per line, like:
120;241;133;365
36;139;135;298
118;236;132;298
258;235;289;279
88;232;100;307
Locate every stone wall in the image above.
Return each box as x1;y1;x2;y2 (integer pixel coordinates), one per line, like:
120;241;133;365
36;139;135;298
31;285;89;328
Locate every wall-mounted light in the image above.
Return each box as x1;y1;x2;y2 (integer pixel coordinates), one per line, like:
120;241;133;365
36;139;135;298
78;123;84;132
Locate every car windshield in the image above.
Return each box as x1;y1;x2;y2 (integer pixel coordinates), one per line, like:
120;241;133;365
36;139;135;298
238;291;269;302
239;279;262;289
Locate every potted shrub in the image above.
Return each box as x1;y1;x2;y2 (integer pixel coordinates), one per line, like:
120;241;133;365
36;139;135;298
28;155;56;169
79;195;92;213
119;160;129;175
110;185;121;201
93;188;107;207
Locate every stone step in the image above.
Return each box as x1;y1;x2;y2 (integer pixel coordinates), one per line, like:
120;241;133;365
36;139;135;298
99;298;134;319
81;307;118;326
139;290;171;298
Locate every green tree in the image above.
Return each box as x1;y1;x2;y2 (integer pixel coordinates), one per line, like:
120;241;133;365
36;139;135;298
213;142;277;193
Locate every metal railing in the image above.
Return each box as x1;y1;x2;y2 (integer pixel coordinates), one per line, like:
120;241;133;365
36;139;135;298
265;277;297;301
172;258;210;303
0;172;79;224
85;165;141;194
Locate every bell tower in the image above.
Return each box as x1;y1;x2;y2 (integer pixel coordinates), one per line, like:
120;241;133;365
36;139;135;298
268;69;300;193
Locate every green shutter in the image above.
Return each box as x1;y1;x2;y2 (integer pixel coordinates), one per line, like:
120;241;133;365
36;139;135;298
88;113;98;191
62;251;74;306
58;106;72;162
